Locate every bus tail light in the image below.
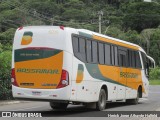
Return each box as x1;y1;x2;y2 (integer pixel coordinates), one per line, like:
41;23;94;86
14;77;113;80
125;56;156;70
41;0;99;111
56;70;69;89
59;26;64;30
18;26;23;31
11;68;19;87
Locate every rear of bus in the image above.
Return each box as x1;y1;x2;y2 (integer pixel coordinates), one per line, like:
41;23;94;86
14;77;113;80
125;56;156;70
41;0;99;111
12;26;72;102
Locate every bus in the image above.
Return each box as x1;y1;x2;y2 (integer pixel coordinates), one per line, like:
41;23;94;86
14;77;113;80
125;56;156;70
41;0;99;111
12;26;154;111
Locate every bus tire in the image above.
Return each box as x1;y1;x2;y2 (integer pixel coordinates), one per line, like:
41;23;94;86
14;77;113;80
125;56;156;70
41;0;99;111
96;89;106;111
126;90;139;105
50;102;68;110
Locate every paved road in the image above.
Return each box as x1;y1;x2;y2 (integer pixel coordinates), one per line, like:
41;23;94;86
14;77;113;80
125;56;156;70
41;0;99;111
0;85;160;119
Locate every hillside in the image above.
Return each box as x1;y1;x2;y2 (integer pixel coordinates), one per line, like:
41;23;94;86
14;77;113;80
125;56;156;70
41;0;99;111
0;0;160;65
0;0;160;100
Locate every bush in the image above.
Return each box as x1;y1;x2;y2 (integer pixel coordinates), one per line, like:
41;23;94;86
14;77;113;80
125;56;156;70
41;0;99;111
149;67;160;80
0;50;12;80
0;79;13;100
0;50;13;100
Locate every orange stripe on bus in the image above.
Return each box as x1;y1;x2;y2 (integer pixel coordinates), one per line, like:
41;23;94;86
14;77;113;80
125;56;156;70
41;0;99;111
15;52;63;89
93;35;139;50
98;65;145;93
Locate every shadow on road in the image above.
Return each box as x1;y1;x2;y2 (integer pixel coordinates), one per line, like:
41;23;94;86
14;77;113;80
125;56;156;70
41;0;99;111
107;102;143;109
39;102;144;117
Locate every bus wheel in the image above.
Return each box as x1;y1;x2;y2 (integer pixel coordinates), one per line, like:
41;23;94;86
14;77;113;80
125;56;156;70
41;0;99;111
50;102;68;110
126;90;139;105
96;89;106;111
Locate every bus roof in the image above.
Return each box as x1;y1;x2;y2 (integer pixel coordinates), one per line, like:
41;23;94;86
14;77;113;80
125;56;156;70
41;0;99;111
77;28;146;53
17;26;146;54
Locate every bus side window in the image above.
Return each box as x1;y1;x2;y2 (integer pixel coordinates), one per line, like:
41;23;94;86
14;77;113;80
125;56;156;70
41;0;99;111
141;52;149;77
92;41;98;63
119;54;123;66
119;51;126;67
86;40;92;63
79;38;86;62
111;45;115;65
72;36;79;53
132;51;136;68
104;44;111;65
127;50;132;68
114;46;118;66
136;51;142;69
72;36;86;62
98;43;105;64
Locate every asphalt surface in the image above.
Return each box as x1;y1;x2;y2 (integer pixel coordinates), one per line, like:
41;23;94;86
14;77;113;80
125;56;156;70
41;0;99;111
0;85;160;119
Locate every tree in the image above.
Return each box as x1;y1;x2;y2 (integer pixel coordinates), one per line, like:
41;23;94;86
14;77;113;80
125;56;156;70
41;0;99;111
123;30;142;44
141;29;155;54
150;28;160;66
62;9;87;20
122;2;160;32
0;49;12;100
0;28;16;45
105;26;124;38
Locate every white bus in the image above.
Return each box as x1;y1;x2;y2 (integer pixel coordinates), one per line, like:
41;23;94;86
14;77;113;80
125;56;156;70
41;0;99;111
12;26;153;110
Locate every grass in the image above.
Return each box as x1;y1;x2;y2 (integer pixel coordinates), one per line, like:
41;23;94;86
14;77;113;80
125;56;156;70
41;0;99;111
149;79;160;85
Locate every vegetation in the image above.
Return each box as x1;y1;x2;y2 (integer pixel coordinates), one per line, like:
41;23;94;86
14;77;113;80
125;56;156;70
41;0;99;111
0;43;13;100
0;0;159;64
149;67;160;85
149;79;160;85
0;0;160;99
150;67;160;79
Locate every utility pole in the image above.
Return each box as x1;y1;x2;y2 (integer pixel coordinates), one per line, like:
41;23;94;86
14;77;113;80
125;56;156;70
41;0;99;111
97;11;103;34
51;17;54;25
144;0;160;4
143;0;151;2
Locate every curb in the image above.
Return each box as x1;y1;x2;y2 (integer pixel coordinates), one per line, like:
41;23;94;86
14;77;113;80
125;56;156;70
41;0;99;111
0;100;30;106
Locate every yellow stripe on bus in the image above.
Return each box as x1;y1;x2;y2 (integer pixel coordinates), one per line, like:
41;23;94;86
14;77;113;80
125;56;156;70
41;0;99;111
15;52;63;89
98;65;145;93
93;35;139;50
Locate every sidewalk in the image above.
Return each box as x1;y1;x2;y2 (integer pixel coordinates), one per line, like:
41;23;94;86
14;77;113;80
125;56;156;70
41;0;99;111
0;100;29;106
156;108;160;111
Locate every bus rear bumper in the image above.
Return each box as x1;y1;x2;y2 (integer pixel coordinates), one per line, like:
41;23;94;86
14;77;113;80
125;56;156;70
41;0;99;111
12;85;71;101
14;97;69;103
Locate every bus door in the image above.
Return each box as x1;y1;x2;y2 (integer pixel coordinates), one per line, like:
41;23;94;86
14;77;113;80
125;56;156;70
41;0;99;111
118;49;127;99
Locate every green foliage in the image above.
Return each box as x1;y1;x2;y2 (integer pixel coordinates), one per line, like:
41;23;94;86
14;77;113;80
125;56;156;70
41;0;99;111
122;2;160;32
0;49;12;100
0;0;159;100
62;9;87;20
149;79;160;85
0;78;13;100
0;43;3;53
0;50;12;80
105;26;124;38
150;28;160;66
124;30;142;44
140;28;160;66
149;67;160;80
0;28;16;44
105;26;142;45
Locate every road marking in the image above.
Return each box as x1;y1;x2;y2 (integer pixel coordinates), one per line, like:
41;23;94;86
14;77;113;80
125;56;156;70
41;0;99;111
149;92;160;93
139;98;148;102
12;105;48;111
155;108;160;111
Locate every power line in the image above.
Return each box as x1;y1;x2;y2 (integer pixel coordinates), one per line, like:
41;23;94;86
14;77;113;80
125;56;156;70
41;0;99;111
0;0;110;30
1;1;100;26
1;21;19;28
2;1;51;23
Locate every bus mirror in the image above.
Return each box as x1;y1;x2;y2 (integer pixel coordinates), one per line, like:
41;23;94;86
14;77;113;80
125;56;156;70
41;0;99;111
146;62;149;78
147;55;155;68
